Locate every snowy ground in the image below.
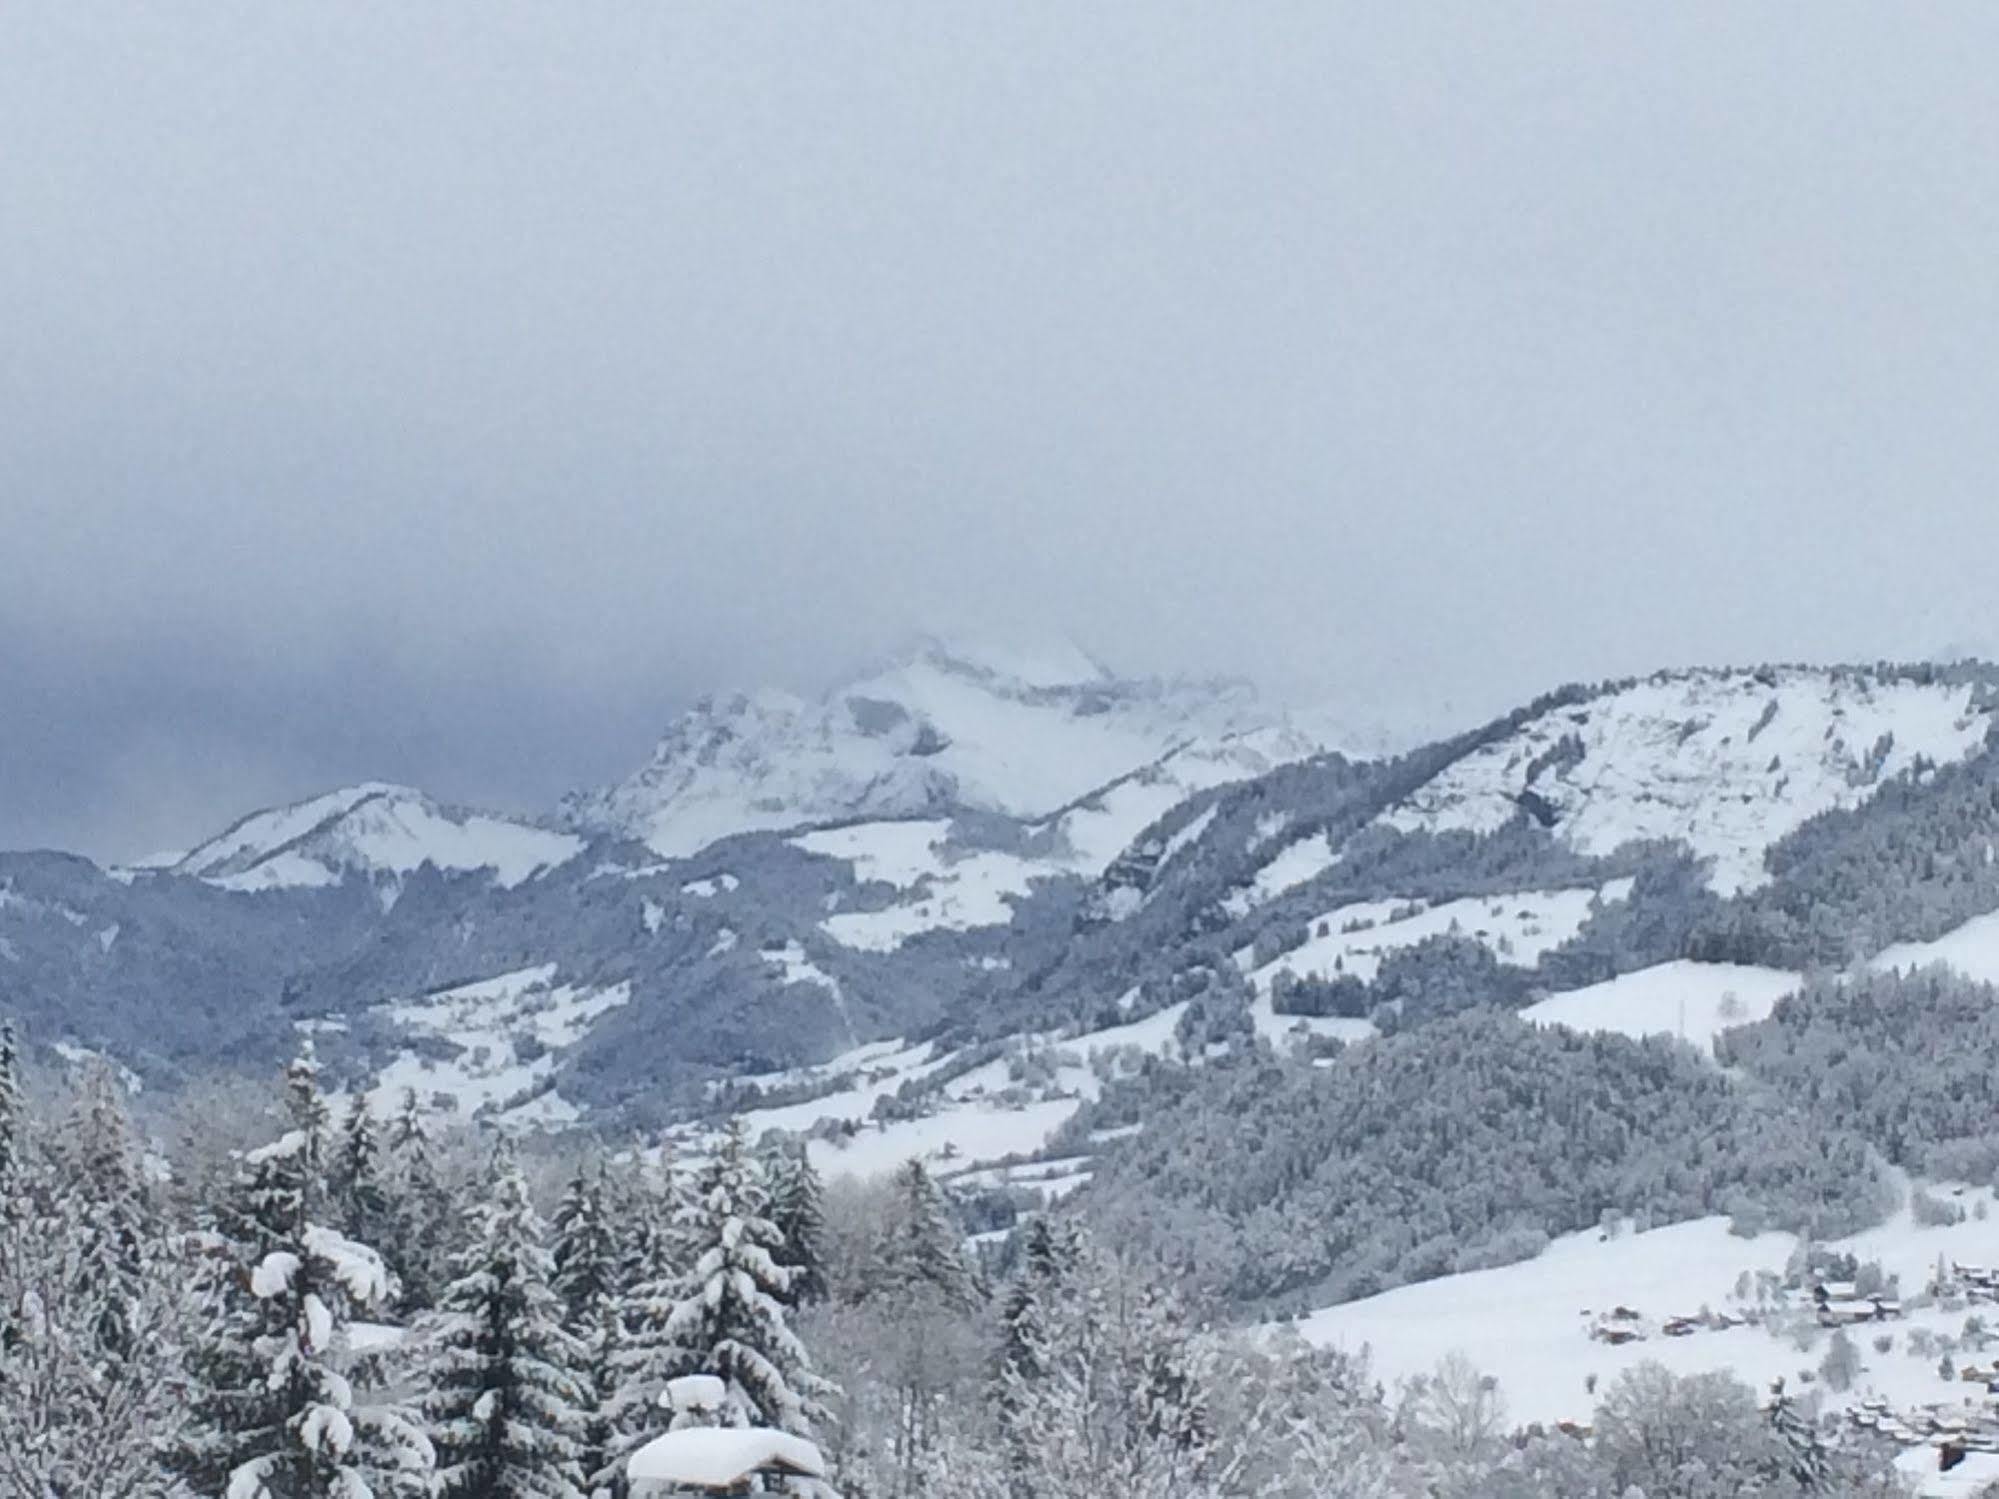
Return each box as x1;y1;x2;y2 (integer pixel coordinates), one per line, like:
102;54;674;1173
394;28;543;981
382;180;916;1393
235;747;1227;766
800;732;1321;953
1249;882;1633;993
368;965;631;1123
1875;913;1999;986
1296;1190;1999;1496
1521;959;1800;1052
705;1002;1190;1184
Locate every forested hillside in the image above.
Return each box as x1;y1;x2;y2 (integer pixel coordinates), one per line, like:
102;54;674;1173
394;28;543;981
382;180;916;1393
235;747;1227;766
1078;1012;1894;1309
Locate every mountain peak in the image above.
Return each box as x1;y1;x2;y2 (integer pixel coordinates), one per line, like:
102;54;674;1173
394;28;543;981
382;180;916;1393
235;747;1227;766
171;782;583;892
562;636;1314;858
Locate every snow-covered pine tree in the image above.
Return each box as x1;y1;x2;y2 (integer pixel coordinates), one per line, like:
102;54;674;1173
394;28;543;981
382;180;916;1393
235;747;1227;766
618;1122;834;1446
179;1043;433;1499
880;1160;973;1312
1765;1377;1830;1492
0;1022;22;1216
601;1153;690;1493
333;1095;391;1252
384;1088;447;1313
551;1160;630;1491
992;1216;1076;1492
62;1057;153;1357
551;1162;619;1329
423;1139;590;1499
763;1137;827;1307
995;1233;1214;1499
0;1160;193;1493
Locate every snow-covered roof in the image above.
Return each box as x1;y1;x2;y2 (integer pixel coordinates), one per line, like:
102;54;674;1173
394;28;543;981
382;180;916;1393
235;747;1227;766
627;1427;827;1491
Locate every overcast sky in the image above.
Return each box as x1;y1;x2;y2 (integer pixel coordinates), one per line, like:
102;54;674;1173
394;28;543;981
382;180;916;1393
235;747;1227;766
6;4;1999;860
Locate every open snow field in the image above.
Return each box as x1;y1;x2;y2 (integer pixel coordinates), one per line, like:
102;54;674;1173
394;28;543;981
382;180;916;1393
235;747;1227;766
1875;912;1999;986
1297;1193;1999;1495
368;964;630;1123
716;1002;1190;1184
1251;882;1633;993
1521;959;1800;1051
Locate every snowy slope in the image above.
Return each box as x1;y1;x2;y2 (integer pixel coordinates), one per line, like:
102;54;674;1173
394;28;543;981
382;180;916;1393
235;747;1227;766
173;783;583;892
1249;881;1632;993
561;638;1333;859
1873;912;1999;986
366;964;631;1123
801;729;1319;952
688;1001;1193;1184
1522;959;1801;1051
1296;1192;1999;1496
1376;668;1990;895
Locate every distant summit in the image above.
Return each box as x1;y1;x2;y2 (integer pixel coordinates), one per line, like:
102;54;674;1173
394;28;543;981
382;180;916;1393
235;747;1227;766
166;782;582;892
558;634;1336;858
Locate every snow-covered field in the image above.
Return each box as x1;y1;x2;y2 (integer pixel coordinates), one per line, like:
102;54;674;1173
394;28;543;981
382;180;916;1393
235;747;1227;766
798;821;1049;952
1250;882;1632;993
368;965;630;1123
1297;1191;1999;1495
710;1002;1191;1183
1376;670;1989;895
1875;912;1999;986
801;732;1320;952
1522;959;1800;1051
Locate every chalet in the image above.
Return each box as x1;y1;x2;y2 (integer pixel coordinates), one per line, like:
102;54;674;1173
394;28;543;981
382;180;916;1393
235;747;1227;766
1661;1317;1697;1338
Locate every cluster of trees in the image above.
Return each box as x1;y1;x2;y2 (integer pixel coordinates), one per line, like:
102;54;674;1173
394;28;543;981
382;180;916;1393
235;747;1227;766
0;1031;836;1497
1693;735;1999;970
1718;965;1999;1183
1079;1012;1895;1308
0;1020;1933;1498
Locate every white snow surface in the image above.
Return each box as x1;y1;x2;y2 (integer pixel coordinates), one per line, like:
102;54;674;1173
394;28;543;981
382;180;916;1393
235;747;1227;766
1295;1188;1999;1496
1376;668;1990;895
1251;882;1631;994
561;637;1336;859
366;965;631;1122
174;782;583;892
804;730;1319;952
1223;831;1338;916
719;1002;1190;1184
1874;910;1999;985
1522;959;1801;1051
626;1426;827;1488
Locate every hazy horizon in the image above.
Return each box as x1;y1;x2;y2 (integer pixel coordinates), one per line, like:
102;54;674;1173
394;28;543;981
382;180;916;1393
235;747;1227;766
8;3;1999;859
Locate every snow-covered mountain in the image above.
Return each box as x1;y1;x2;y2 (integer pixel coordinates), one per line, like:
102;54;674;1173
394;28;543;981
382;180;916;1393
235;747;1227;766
1212;665;1996;923
559;637;1335;858
168;782;584;892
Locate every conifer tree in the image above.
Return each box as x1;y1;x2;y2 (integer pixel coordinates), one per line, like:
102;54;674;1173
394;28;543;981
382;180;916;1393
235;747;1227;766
880;1160;972;1311
551;1162;619;1329
179;1043;433;1498
0;1022;23;1216
764;1138;828;1307
614;1122;832;1448
1766;1378;1830;1492
423;1139;590;1499
61;1059;153;1358
384;1088;447;1312
333;1095;391;1249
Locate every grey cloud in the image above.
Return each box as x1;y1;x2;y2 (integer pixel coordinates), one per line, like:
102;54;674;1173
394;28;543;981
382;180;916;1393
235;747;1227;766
5;3;1999;858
